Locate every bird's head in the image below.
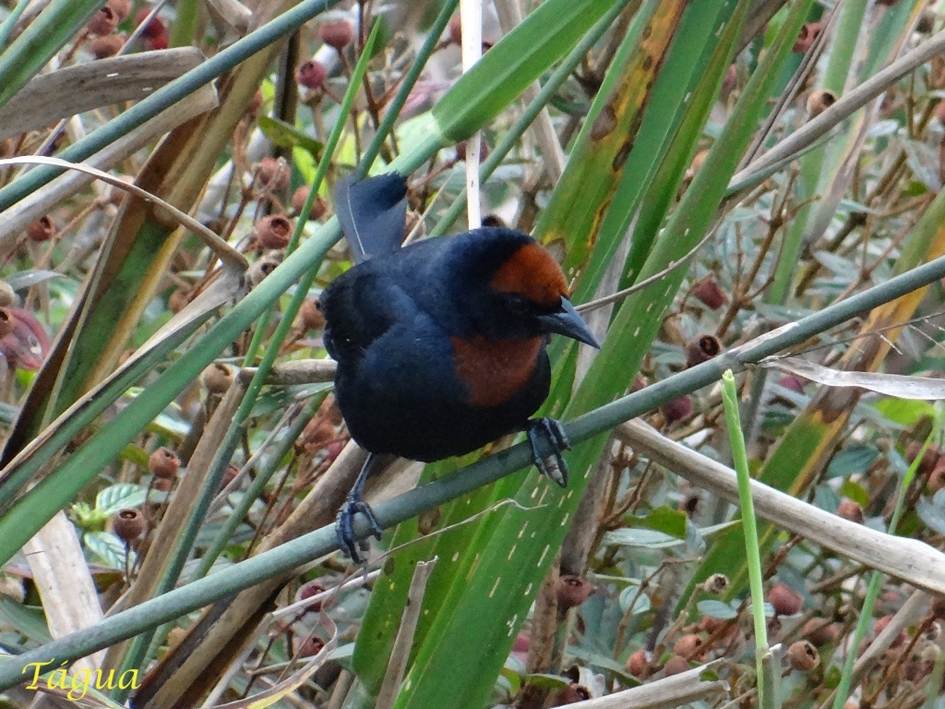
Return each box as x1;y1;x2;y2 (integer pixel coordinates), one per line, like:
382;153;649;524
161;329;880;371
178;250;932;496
451;229;600;347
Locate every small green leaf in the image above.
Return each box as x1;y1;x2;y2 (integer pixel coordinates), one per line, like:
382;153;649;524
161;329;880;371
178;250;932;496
872;398;936;426
95;483;147;515
84;531;134;569
637;505;688;538
697;599;738;620
258;115;323;158
826;445;880;479
0;597;51;644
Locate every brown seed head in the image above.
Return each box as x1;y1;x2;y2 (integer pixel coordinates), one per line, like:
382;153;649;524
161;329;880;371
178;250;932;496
661;395;693;424
793;21;823;53
296;60;327;90
0;282;15;308
702;573;730;595
837;498;864;524
292;186;327;220
626;648;650;678
555;575;593;610
806;89;837;118
767;583;803;616
107;0;131;21
27;216;55;242
663;655;689;676
692;276;725;309
254;214;294;250
87;6;118;35
788;640;820;671
90;33;124;58
0;308;13;338
201;362;234;394
685;334;721;368
148;447;180;480
319;19;354;50
801;618;839;646
549;683;590;706
255;157;290;192
673;633;703;657
113;507;145;542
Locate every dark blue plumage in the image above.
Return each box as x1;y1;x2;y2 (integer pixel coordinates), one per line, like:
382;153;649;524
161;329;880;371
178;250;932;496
321;173;599;559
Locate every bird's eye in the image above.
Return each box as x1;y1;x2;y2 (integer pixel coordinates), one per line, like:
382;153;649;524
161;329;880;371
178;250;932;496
507;295;531;315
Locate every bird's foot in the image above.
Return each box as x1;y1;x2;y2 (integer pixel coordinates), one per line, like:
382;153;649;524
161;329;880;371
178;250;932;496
526;417;571;488
336;496;384;563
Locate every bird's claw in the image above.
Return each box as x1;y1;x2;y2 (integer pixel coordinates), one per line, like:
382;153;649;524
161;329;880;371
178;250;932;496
336;496;383;563
527;417;571;487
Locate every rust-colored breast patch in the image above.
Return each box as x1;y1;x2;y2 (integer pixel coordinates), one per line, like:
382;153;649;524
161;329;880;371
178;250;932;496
490;243;567;308
450;335;542;407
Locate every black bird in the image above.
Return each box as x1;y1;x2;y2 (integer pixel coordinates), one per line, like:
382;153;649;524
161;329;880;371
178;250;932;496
320;174;599;559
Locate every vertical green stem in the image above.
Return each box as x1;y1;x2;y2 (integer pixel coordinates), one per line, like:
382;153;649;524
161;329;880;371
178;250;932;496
721;369;771;707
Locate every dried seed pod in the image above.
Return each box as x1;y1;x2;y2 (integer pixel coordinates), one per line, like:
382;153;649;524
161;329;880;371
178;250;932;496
87;6;118;35
299;299;325;331
661;395;693;424
663;655;689;676
0;281;15;308
625;648;650;678
319;19;354;50
691;276;725;309
673;634;703;657
777;374;805;393
253;214;293;250
455;140;490;163
702;573;730;595
555;575;593;610
296;60;327;90
549;683;590;706
297;581;326;611
107;0;131;21
801;618;839;646
149;447;180;480
767;583;803;616
793;21;823;53
90;33;124;58
685;334;721;368
201;362;234;394
0;308;14;338
113;508;145;542
837;498;864;523
298;636;324;656
788;640;820;671
806;89;837;118
245;253;282;289
220;464;240;490
26;216;55;242
255;157;290;193
292;186;327;220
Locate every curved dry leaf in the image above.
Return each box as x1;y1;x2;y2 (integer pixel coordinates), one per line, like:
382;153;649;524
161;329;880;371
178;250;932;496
765;356;945;400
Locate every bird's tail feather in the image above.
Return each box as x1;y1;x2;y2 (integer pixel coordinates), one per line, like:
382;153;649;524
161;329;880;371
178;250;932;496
334;173;408;263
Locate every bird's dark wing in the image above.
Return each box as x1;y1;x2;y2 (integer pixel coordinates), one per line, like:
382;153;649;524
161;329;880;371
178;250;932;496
321;268;413;363
334;173;408;264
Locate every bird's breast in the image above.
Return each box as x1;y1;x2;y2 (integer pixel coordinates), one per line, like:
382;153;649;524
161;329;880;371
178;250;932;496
449;335;543;408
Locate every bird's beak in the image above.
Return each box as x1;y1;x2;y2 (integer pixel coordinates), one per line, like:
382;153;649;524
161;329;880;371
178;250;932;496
539;298;601;348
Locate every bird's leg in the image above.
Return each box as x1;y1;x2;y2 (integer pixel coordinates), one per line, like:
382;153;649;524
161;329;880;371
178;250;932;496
526;418;571;488
336;453;384;562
